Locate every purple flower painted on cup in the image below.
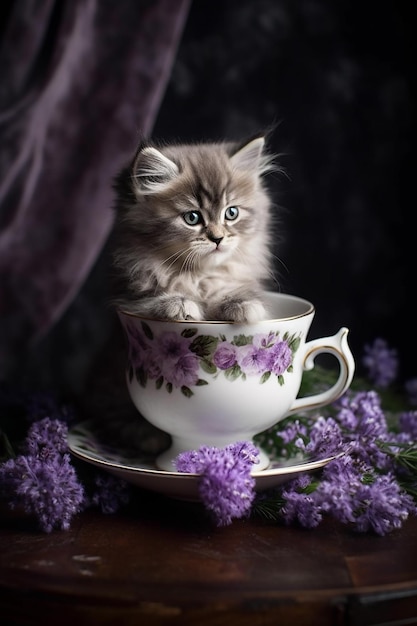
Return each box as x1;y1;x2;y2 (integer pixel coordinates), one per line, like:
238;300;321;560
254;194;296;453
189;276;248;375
268;340;293;376
213;341;237;370
148;331;199;388
162;352;199;388
236;344;270;376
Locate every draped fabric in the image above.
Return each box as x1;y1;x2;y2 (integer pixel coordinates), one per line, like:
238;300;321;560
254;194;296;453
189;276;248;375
0;0;191;378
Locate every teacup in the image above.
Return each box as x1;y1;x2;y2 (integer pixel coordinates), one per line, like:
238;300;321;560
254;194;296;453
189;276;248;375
118;292;355;471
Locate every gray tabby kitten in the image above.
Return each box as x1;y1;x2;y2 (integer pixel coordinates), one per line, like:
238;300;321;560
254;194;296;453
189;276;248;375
111;136;276;322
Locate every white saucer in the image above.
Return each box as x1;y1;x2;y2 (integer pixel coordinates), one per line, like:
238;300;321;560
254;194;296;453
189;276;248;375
68;420;340;501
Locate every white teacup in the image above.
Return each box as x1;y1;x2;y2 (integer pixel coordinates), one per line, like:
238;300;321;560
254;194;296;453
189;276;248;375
118;292;355;471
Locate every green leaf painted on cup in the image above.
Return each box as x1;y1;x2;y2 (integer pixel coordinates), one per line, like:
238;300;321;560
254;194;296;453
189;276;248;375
200;359;217;374
260;371;271;384
225;365;242;381
190;335;219;358
233;334;253;346
181;328;198;338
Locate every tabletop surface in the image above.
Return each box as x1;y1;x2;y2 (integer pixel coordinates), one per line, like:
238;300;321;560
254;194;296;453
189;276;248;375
1;488;417;626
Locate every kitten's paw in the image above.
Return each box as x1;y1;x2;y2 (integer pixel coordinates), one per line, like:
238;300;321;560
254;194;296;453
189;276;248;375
163;296;203;321
214;299;267;323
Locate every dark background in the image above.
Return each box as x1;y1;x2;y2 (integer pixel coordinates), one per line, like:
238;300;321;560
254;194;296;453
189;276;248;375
18;0;416;397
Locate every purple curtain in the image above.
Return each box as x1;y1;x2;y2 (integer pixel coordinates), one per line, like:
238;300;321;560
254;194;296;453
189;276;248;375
0;0;191;378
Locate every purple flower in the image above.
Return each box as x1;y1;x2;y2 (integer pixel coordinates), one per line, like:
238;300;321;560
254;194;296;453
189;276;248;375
161;352;199;388
362;338;398;388
24;417;69;459
336;391;391;470
148;332;199;388
280;475;323;528
267;340;293;376
155;331;191;361
236;344;270;376
298;416;345;458
213;341;237;370
352;474;416;535
0;454;85;533
175;441;259;526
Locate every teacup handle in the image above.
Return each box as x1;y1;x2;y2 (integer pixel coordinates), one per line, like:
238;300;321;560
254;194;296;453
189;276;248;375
286;327;355;416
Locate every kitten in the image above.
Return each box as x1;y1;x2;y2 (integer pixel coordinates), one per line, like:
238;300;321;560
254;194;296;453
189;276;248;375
110;135;277;322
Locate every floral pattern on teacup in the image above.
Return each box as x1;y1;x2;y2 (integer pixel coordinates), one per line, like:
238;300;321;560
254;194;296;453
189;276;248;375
124;321;301;398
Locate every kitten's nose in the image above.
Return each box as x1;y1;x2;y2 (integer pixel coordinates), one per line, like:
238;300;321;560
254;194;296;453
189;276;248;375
208;234;223;246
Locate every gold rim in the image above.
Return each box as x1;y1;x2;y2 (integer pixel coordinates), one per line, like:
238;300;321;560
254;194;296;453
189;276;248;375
117;292;315;324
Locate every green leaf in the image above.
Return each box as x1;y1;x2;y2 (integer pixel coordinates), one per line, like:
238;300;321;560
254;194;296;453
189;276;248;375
277;375;285;386
289;337;301;353
190;335;219;358
155;376;164;389
166;382;173;393
200;359;217;374
181;386;194;398
225;365;242;381
233;334;253;346
141;321;153;340
182;328;198;338
260;371;271;384
196;379;209;386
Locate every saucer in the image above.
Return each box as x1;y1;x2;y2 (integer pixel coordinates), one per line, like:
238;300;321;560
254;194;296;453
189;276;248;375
68;420;341;501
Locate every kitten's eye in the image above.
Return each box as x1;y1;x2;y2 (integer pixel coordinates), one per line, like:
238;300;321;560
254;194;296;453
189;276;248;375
183;211;203;226
225;206;239;221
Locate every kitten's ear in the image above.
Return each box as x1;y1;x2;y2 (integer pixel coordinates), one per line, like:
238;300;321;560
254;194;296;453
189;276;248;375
230;136;266;172
132;146;179;194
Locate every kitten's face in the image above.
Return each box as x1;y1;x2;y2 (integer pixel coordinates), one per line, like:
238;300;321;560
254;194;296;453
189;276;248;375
123;137;272;273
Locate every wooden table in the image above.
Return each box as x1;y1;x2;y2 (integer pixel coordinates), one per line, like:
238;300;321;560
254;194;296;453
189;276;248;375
1;490;417;626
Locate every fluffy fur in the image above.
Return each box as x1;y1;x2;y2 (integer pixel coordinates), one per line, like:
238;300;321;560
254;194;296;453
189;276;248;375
111;136;278;322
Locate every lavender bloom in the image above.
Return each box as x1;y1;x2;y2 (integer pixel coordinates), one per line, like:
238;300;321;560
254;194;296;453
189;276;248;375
198;450;256;526
298;416;346;458
336;391;391;470
90;473;130;514
280;475;322;528
279;419;309;446
362;338;399;388
348;474;416;535
24;417;69;458
0;454;85;532
175;441;259;525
